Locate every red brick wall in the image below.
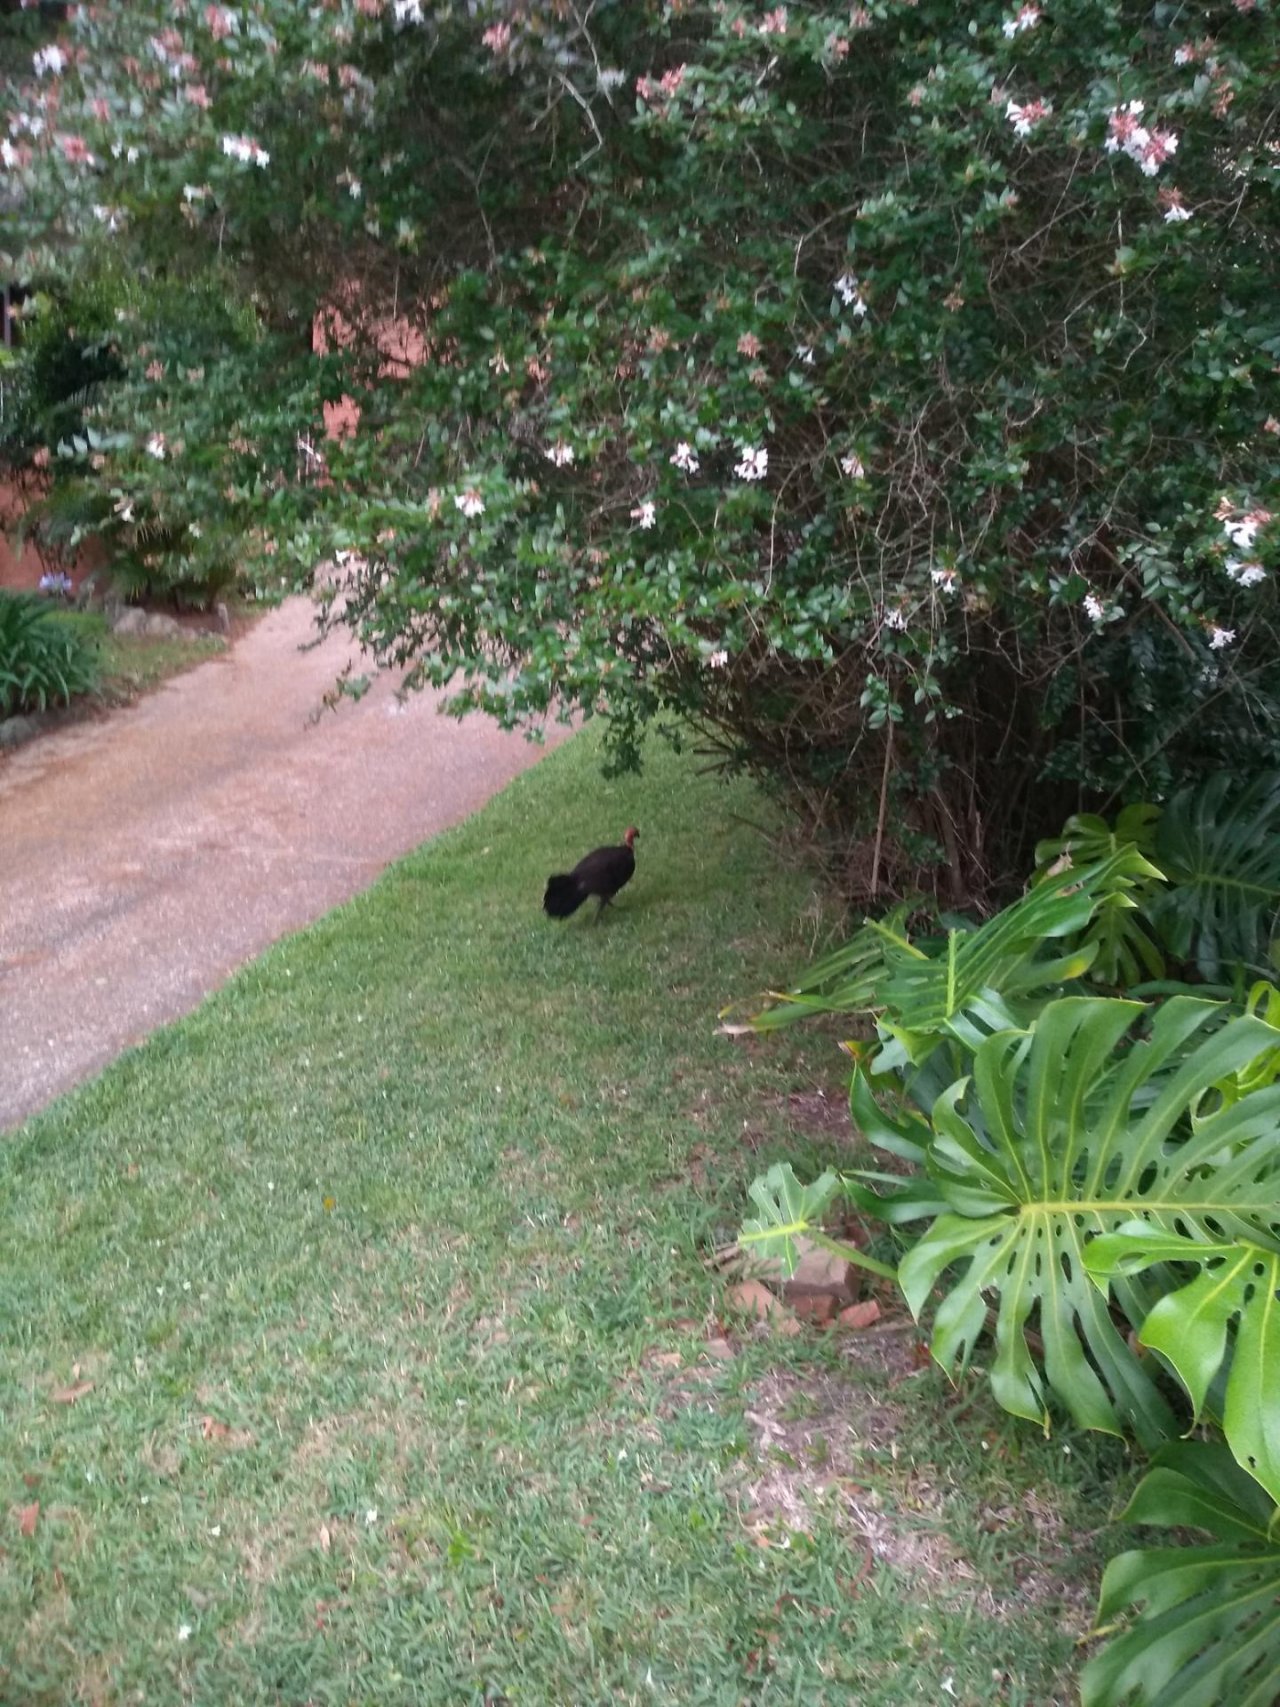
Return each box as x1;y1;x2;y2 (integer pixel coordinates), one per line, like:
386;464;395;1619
0;477;104;594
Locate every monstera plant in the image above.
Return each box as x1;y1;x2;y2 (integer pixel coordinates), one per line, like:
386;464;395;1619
1148;771;1280;983
1030;774;1280;988
736;836;1280;1705
748;996;1280;1447
1080;1443;1280;1707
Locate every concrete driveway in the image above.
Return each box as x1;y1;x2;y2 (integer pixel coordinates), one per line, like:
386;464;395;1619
0;598;562;1130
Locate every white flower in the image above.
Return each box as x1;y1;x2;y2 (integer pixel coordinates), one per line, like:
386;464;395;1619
1208;625;1235;650
221;135;269;168
1001;4;1041;38
630;501;656;529
1083;593;1105;623
795;344;815;365
1;140;17;169
146;434;167;461
931;566;958;593
733;445;768;481
1173;45;1193;66
1006;98;1051;138
364;1507;379;1526
670;441;700;475
177;1623;192;1643
1225;518;1260;550
834;272;868;315
1105;104;1176;176
839;452;866;479
33;44;66;77
454;489;485;519
544;441;575;468
392;0;424;23
598;68;627;92
183;183;210;202
348;179;362;200
1163;202;1193;223
708;648;729;669
1225;558;1266;588
209;1524;221;1537
883;607;908;631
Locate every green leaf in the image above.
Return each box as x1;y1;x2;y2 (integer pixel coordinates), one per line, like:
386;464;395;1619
876;849;1162;1059
876;996;1280;1445
739;1162;896;1280
1081;1442;1280;1707
1150;772;1280;980
739;1162;842;1276
1085;1227;1280;1505
741;905;916;1032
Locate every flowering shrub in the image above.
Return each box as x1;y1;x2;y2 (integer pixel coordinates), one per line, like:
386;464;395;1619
2;0;1277;889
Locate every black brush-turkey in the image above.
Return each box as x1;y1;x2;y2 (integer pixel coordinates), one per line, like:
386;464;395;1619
543;827;639;921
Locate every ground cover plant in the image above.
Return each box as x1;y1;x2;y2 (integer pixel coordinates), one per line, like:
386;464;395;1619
0;598;230;727
3;1;1277;894
0;588;99;716
61;608;231;706
0;732;1125;1706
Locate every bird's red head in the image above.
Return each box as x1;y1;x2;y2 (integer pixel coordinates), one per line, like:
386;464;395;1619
623;826;639;848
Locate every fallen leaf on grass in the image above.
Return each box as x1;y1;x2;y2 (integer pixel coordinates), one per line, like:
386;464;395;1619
51;1381;95;1405
704;1336;735;1361
840;1544;875;1596
17;1502;39;1538
837;1300;882;1331
318;1524;332;1554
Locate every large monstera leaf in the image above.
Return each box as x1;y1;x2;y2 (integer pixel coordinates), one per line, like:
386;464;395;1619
1081;1442;1280;1707
873;846;1161;1066
854;995;1280;1447
1032;805;1167;988
1085;1224;1280;1506
738;848;1157;1046
1149;769;1280;980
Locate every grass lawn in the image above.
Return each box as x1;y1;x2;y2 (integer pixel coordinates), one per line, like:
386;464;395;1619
0;729;1127;1706
61;609;231;705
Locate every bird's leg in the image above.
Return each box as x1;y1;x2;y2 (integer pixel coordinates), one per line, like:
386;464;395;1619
594;896;610;923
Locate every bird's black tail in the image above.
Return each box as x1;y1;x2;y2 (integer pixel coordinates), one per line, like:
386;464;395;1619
543;874;586;919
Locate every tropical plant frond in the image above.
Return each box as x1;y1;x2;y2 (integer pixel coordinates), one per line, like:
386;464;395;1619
1081;1442;1280;1707
859;996;1280;1445
1149;771;1280;981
